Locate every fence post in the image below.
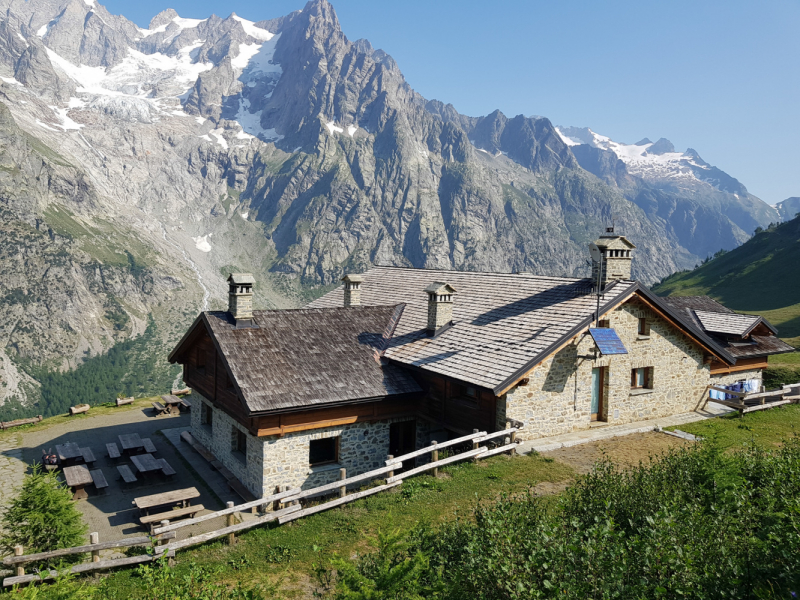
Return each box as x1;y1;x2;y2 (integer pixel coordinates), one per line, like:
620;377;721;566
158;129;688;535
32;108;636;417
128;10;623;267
510;430;517;455
14;545;23;577
431;441;438;477
274;486;284;511
387;455;394;480
472;429;480;463
226;501;236;545
339;468;347;498
90;532;100;563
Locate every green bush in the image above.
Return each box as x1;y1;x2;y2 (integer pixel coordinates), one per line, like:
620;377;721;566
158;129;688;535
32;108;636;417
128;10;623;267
319;440;800;599
0;465;87;559
763;365;800;390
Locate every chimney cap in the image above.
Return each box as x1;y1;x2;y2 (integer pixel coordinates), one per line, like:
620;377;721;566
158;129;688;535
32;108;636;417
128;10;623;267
228;273;255;285
341;274;364;283
424;282;457;295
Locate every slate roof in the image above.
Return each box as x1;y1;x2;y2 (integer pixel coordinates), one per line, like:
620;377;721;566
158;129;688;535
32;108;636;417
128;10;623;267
660;295;794;359
308;267;639;393
694;310;760;336
174;305;422;414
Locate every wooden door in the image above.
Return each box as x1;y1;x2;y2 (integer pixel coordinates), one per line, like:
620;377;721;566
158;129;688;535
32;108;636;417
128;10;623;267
389;420;417;471
591;367;605;422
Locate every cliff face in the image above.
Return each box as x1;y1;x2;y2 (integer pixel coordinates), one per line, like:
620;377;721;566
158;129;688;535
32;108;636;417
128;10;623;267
0;0;776;411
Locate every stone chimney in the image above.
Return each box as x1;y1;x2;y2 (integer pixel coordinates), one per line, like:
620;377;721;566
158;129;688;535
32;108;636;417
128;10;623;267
227;273;255;324
424;282;457;333
590;227;636;289
341;274;364;307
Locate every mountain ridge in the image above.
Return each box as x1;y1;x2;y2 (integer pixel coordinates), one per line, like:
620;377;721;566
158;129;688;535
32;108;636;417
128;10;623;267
0;0;780;415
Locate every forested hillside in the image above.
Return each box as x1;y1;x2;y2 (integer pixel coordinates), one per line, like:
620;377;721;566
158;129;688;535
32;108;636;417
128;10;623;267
653;215;800;342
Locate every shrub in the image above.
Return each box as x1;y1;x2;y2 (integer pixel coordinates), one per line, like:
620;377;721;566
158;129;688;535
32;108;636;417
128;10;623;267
0;465;87;559
320;440;800;599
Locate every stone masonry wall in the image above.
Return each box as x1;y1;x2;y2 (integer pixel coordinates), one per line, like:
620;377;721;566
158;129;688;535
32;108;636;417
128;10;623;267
505;298;713;440
711;369;762;388
191;395;427;498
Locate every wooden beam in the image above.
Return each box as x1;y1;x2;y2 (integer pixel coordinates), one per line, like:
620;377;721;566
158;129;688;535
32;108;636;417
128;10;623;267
155;505;302;554
282;465;394;504
2;533;176;565
151;488;300;535
3;552;175;587
742;400;793;413
385;430;486;466
387;447;486;484
278;482;402;524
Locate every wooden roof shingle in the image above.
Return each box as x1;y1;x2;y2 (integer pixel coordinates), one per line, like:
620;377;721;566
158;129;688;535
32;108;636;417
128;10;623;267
180;305;422;414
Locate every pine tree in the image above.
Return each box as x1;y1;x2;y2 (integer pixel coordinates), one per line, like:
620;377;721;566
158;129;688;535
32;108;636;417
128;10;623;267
0;465;87;556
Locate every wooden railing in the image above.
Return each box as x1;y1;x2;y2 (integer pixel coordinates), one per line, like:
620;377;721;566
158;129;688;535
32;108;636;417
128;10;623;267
705;382;800;414
3;426;521;587
2;531;176;587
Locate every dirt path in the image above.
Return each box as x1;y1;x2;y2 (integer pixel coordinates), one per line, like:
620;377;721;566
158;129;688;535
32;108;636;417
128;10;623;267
542;431;690;475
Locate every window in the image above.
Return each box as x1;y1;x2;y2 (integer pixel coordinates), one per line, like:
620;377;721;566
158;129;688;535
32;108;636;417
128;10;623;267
597;320;610;328
631;367;653;389
452;383;478;406
231;427;247;462
309;437;339;466
638;318;650;336
201;402;213;427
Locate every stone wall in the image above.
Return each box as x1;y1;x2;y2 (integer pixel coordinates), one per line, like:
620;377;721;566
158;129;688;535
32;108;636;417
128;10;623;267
711;369;762;388
504;298;713;440
190;395;429;498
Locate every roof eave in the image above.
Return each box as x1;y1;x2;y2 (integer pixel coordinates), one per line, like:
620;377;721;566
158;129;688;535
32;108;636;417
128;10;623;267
167;313;206;363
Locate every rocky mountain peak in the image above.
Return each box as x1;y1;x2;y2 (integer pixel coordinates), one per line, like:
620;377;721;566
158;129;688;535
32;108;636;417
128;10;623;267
634;137;652;146
149;8;180;30
645;137;675;155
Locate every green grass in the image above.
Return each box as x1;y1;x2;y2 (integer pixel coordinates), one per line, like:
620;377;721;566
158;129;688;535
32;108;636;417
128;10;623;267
96;452;573;597
667;404;800;450
0;396;162;444
653;216;800;330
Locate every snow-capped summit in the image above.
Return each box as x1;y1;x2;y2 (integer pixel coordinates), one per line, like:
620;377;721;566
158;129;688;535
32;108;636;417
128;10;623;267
556;126;751;197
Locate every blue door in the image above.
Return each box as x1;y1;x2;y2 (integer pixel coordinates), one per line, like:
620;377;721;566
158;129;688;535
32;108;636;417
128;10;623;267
591;367;604;421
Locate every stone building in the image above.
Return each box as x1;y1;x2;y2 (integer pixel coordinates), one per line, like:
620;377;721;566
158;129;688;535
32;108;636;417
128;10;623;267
169;234;793;499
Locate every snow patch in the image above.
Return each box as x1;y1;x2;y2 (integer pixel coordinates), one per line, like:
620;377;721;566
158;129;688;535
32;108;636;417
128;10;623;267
325;121;344;135
347;125;357;137
232;43;262;70
209;129;229;149
555;127;580;146
1;77;22;86
83;0;95;6
240;211;249;219
193;234;212;252
50;106;84;130
234;97;283;142
231;15;274;41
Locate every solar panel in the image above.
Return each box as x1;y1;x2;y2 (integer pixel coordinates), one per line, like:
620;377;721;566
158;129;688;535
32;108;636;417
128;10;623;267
589;328;628;355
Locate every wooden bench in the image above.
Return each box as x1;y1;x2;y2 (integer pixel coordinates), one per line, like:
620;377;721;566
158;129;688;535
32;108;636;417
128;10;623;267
106;443;121;460
179;400;191;412
116;396;135;406
151;402;168;416
80;447;96;466
157;458;176;478
117;465;137;485
90;469;108;493
140;504;204;534
180;430;194;445
142;438;157;454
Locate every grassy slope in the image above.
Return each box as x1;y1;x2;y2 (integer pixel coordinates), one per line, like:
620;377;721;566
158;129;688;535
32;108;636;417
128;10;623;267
2;405;799;597
653;215;800;340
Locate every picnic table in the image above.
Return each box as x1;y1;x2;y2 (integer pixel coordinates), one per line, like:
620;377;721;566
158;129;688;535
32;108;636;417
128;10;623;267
133;487;200;516
130;453;162;476
63;464;93;500
161;395;183;415
55;443;83;466
118;433;144;455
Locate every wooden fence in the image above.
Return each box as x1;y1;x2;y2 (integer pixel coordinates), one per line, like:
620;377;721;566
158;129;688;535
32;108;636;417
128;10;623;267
2;427;520;587
2;531;177;587
704;382;800;415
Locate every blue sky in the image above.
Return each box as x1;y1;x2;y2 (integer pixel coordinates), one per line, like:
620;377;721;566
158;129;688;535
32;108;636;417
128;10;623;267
102;0;800;205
